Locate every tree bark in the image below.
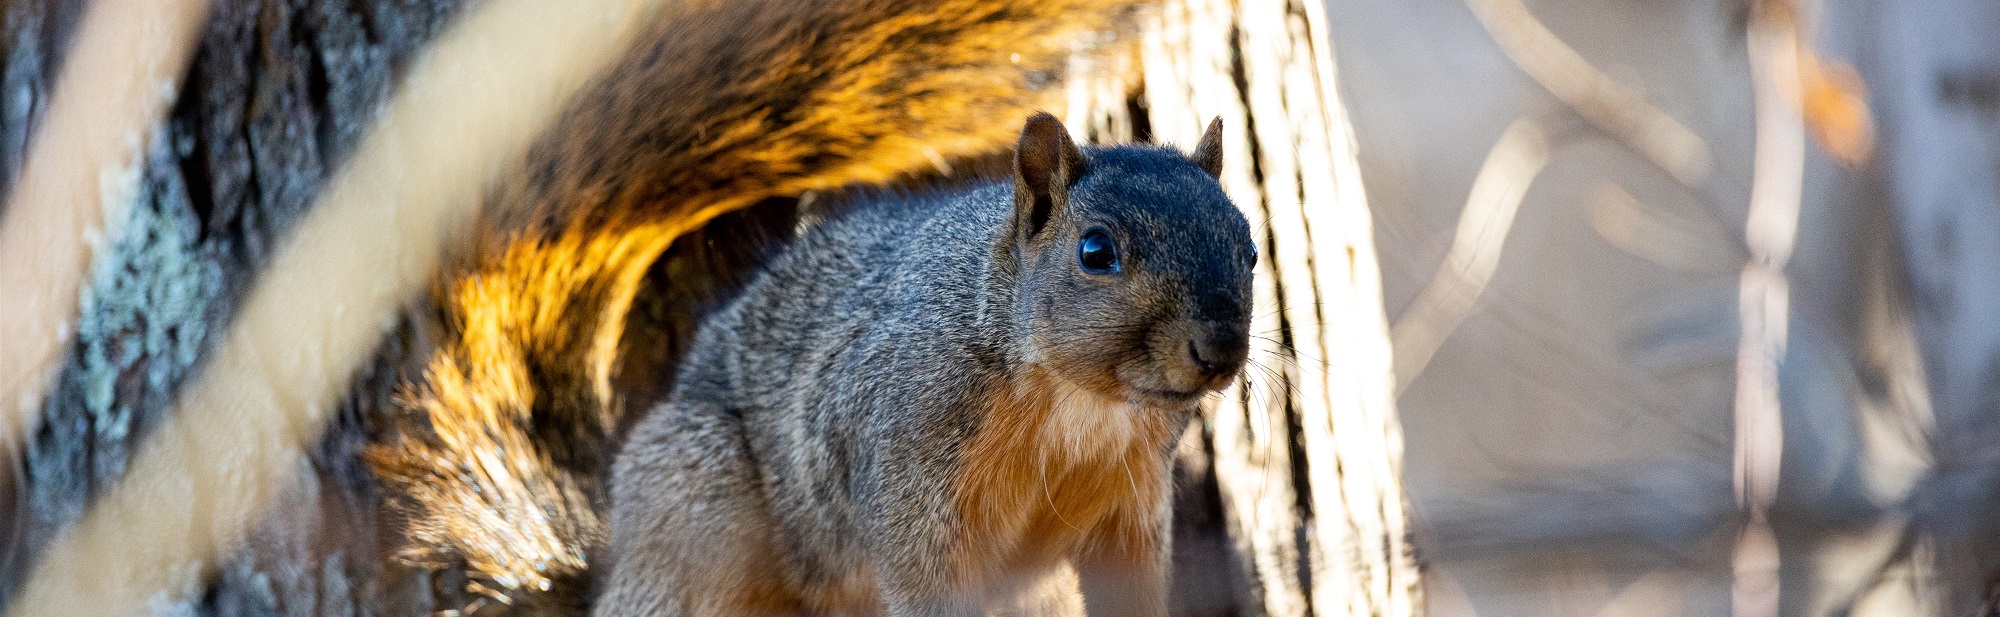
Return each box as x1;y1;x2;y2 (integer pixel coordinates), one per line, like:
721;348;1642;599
6;0;468;613
1075;0;1423;614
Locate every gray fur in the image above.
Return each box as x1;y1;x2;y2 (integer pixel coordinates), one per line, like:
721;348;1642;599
600;116;1255;616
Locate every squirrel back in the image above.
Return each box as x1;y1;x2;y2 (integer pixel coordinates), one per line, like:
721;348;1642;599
599;114;1255;614
362;0;1139;610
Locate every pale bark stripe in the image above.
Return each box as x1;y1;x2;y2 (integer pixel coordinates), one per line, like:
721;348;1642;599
0;0;211;473
6;1;672;615
1141;0;1310;614
1129;0;1421;615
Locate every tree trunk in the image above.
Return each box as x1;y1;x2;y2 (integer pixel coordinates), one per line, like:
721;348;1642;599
1073;0;1422;615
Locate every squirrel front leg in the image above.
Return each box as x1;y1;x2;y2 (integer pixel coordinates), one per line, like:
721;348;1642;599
864;432;988;617
598;401;804;616
881;593;985;617
870;510;986;616
1074;491;1173;616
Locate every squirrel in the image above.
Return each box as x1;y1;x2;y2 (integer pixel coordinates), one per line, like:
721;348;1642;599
357;0;1223;613
596;113;1253;616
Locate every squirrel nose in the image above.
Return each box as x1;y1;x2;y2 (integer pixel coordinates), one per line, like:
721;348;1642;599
1186;330;1249;380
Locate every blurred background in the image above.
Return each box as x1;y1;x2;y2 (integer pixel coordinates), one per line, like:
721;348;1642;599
1332;0;1998;614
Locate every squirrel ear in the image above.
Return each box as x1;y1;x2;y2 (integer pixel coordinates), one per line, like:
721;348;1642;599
1013;112;1085;242
1191;116;1224;179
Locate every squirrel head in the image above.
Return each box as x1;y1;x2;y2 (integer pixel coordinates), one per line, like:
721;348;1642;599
1003;113;1255;408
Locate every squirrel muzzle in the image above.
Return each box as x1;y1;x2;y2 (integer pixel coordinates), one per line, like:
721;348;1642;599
1155;305;1251;396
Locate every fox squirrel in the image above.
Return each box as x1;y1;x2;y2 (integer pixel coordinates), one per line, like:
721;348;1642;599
362;0;1253;614
598;113;1251;615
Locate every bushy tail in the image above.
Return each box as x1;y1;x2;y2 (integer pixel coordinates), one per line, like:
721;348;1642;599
364;0;1137;607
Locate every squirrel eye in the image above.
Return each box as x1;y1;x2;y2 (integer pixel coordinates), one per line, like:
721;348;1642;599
1077;228;1120;274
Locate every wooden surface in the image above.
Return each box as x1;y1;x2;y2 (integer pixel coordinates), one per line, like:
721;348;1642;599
1076;0;1423;614
6;0;466;613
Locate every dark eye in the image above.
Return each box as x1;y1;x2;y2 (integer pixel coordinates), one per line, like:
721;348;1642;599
1077;228;1120;274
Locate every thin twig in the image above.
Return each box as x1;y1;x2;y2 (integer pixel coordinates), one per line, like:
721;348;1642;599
1465;0;1713;186
1732;2;1808;616
1390;115;1556;394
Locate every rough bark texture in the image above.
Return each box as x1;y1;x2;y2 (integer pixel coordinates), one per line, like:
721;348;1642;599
0;0;82;208
0;0;82;595
10;0;467;612
1073;0;1423;614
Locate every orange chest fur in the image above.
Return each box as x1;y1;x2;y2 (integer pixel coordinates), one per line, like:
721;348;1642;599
947;376;1178;584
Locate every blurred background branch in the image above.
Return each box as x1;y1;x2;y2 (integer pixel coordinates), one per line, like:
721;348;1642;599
1464;0;1713;187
